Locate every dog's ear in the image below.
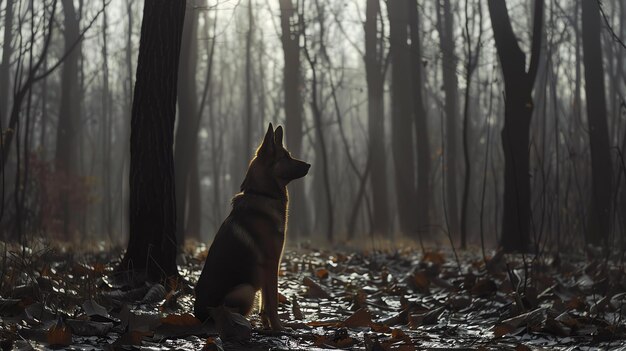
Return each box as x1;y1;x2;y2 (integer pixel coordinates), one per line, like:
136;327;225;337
258;123;275;159
274;125;284;147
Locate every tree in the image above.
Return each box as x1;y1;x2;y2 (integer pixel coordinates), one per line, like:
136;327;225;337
364;0;390;235
278;0;309;237
119;0;186;282
460;0;482;249
408;0;431;237
175;0;200;246
581;0;612;246
487;0;543;252
436;0;460;241
101;0;112;238
0;0;14;125
55;0;82;238
388;0;418;235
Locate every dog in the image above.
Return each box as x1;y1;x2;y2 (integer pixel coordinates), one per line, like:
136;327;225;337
194;123;310;331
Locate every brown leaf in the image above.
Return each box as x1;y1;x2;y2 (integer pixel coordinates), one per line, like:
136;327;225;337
471;279;497;297
493;323;515;338
292;296;304;320
422;252;445;265
315;268;329;279
160;313;201;327
343;308;373;328
47;319;72;347
278;292;288;304
303;277;331;299
411;271;430;293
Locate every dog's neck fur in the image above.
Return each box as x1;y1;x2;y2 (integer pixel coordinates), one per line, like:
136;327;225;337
232;191;288;232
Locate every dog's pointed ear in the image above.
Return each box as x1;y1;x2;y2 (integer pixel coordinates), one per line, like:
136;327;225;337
258;123;275;159
274;125;284;146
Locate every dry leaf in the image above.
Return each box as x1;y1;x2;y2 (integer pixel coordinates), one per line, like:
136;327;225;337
47;318;72;347
343;308;373;328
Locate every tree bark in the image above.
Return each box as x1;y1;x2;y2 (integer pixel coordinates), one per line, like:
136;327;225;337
408;0;431;237
581;0;612;246
120;0;186;282
0;0;14;126
487;0;543;252
436;0;460;240
388;0;418;235
101;0;112;238
279;0;309;237
364;0;390;235
55;0;82;238
175;0;200;246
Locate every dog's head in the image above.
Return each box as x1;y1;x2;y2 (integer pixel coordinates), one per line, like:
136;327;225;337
241;123;310;196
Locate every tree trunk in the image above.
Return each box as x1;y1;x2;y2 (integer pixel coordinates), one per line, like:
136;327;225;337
581;0;612;246
364;0;389;236
174;0;199;247
408;0;431;237
388;0;418;235
279;0;309;237
487;0;543;253
120;0;186;282
436;0;460;240
244;0;253;167
0;0;14;126
55;0;82;238
101;0;112;238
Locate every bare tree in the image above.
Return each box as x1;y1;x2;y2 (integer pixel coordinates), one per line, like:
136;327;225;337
408;0;431;237
436;0;460;241
55;0;82;238
279;0;309;237
487;0;544;252
582;0;612;246
460;0;483;248
364;0;389;235
175;0;200;246
0;0;14;125
388;0;418;235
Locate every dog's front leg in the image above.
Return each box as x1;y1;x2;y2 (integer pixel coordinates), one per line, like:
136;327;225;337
261;260;284;331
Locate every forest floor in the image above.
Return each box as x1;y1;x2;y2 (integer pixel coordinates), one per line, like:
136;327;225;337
1;240;626;350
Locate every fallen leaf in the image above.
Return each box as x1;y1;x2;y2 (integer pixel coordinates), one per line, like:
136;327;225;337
471;279;497;297
47;318;71;347
303;277;331;299
343;308;373;328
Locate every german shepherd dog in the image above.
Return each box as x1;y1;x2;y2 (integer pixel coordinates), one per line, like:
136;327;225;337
194;123;310;331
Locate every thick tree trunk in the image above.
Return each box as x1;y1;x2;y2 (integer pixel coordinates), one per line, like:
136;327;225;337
388;0;418;235
174;1;199;247
436;0;460;240
279;0;309;237
120;0;186;282
488;0;543;252
55;0;82;238
0;0;13;125
408;0;431;237
581;0;612;246
365;0;389;236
